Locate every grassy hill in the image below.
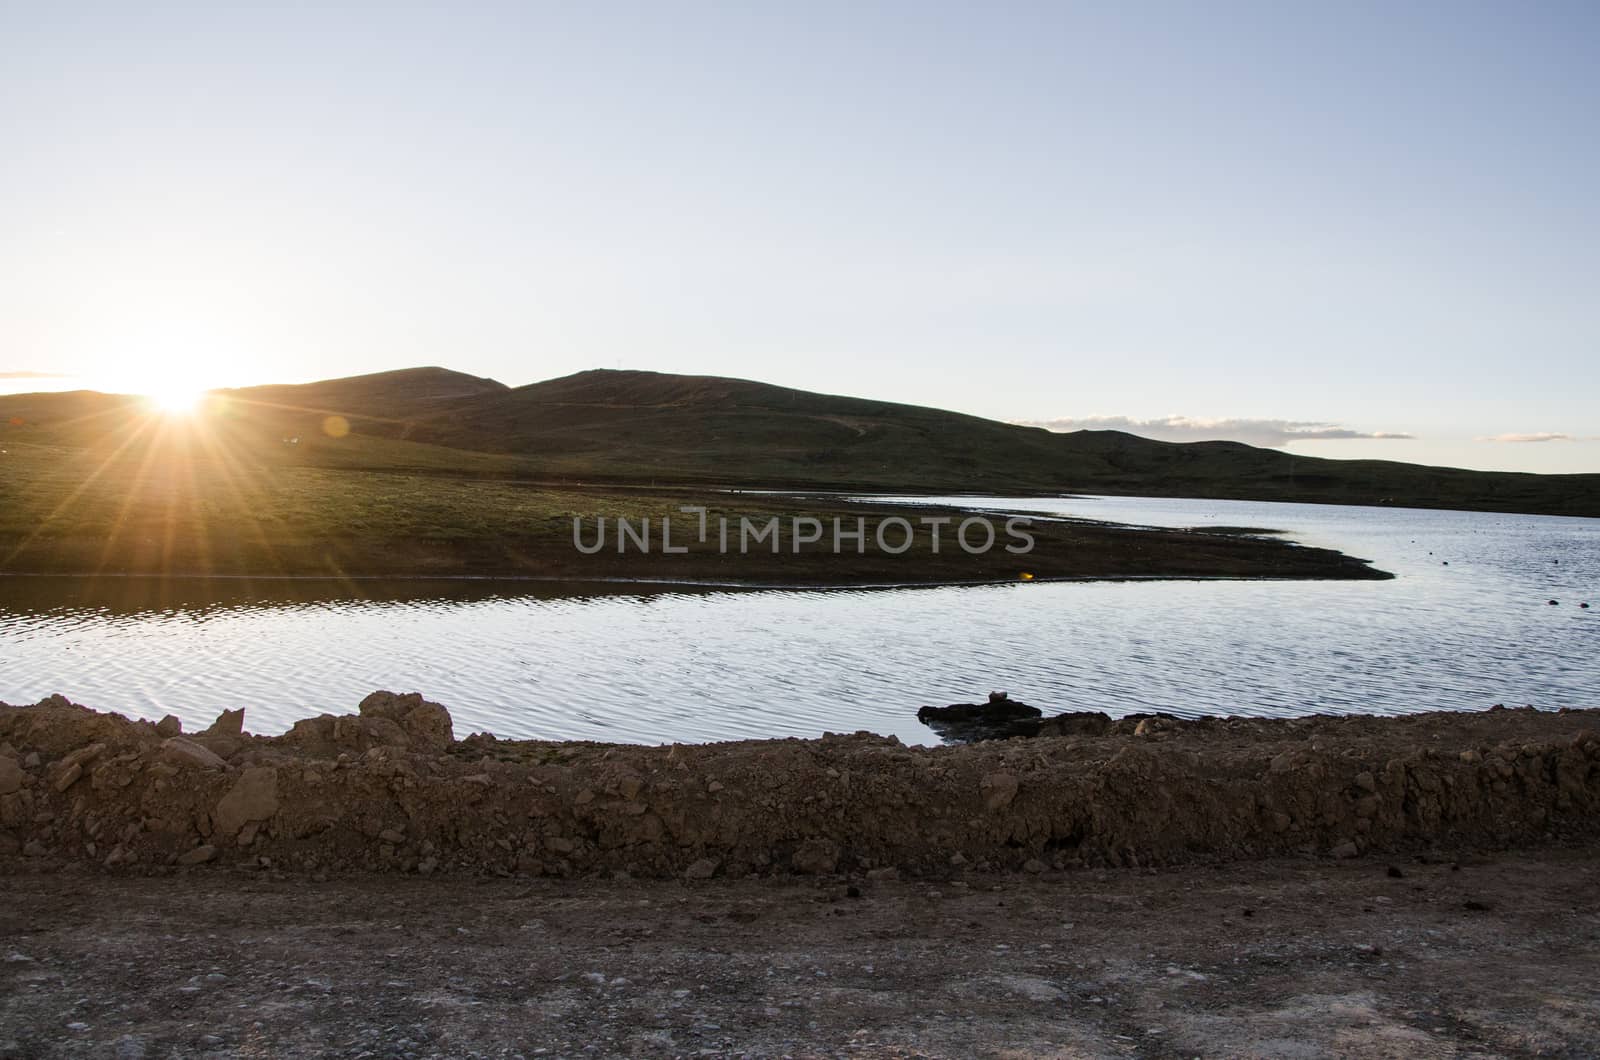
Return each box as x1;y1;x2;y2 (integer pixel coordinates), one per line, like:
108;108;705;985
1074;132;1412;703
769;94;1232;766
3;367;1596;517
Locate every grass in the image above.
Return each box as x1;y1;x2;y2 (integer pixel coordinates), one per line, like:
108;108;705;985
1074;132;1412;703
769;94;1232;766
0;423;1389;584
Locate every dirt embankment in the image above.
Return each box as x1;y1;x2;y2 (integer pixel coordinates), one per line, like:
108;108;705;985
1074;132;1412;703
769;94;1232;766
2;695;1599;880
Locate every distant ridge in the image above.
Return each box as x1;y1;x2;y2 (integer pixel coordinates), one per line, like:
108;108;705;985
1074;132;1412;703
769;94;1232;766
2;367;1596;517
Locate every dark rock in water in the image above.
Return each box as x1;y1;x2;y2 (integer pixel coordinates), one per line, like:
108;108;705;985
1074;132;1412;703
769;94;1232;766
917;694;1043;743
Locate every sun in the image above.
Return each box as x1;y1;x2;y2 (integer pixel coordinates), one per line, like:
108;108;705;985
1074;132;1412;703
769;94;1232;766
147;385;205;416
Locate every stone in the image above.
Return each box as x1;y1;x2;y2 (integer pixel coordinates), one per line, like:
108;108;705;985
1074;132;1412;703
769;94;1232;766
155;715;183;737
378;828;405;845
206;708;245;736
684;857;719;879
213;767;279;837
980;772;1019;811
59;743;106;771
1330;840;1361;859
1353;771;1378;793
918;698;1044;743
161;737;227;770
791;838;841;874
176;845;217;866
53;763;83;792
0;757;23;796
1022;858;1047;874
1034;712;1115;738
357;691;454;753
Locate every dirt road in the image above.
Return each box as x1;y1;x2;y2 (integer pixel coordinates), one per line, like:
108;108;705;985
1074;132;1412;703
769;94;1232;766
4;847;1598;1058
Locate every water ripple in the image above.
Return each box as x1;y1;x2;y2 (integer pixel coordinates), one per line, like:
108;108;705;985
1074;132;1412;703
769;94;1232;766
2;498;1597;744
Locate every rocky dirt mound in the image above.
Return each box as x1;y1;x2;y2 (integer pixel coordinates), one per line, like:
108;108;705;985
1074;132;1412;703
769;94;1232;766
2;694;1599;879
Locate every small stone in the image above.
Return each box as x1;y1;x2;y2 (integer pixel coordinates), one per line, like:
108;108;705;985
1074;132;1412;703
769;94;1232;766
1330;840;1360;859
980;772;1019;811
1022;858;1047;874
22;840;47;858
161;737;227;770
1353;771;1378;793
791;838;841;875
865;867;899;881
155;715;183;738
213;767;279;837
378;828;406;845
52;762;83;792
177;845;218;865
684;857;719;880
206;708;245;736
0;756;23;795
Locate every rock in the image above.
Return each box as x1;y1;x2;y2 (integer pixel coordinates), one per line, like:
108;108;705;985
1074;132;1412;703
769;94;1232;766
378;828;405;845
1353;771;1378;793
205;708;245;736
59;743;105;771
213;767;279;837
176;845;217;866
917;697;1044;743
358;691;454;752
684;857;719;879
154;715;183;738
1023;858;1047;874
865;866;899;881
0;757;23;796
22;840;47;858
161;737;227;770
791;838;841;874
980;772;1019;811
1034;712;1115;738
1330;840;1361;859
51;762;82;792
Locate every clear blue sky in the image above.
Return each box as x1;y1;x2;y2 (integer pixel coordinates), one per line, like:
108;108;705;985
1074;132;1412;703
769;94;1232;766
2;2;1596;472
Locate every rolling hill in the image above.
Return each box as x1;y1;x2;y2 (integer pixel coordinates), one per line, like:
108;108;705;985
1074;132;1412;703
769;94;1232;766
3;366;1596;517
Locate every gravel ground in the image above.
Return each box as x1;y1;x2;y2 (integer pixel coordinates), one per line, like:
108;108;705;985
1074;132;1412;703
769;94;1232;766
3;846;1599;1058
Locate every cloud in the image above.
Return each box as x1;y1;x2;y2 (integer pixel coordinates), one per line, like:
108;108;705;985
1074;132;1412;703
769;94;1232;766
1017;414;1415;449
0;370;71;379
1478;432;1599;443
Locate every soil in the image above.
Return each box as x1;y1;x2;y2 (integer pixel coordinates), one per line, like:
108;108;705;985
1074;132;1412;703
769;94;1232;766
4;694;1600;1056
3;849;1598;1057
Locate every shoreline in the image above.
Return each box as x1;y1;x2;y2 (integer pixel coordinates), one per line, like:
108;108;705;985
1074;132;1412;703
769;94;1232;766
4;694;1595;880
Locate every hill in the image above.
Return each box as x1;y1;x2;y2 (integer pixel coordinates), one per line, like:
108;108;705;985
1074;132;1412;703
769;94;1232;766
2;367;1596;517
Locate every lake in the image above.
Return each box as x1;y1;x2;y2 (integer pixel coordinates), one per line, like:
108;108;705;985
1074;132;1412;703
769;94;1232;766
1;495;1595;745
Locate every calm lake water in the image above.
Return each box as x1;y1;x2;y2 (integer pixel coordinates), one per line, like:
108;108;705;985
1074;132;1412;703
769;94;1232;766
1;495;1595;745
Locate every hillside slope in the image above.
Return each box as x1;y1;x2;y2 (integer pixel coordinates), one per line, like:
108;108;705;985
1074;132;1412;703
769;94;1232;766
3;367;1596;516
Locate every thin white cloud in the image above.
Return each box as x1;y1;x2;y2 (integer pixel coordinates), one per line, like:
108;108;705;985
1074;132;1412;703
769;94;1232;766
1017;414;1414;449
0;370;72;379
1478;432;1599;443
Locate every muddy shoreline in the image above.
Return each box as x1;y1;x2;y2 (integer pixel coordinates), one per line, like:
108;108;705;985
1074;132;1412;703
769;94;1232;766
3;695;1597;881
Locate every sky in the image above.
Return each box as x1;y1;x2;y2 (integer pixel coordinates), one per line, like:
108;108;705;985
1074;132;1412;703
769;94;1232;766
1;1;1596;474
